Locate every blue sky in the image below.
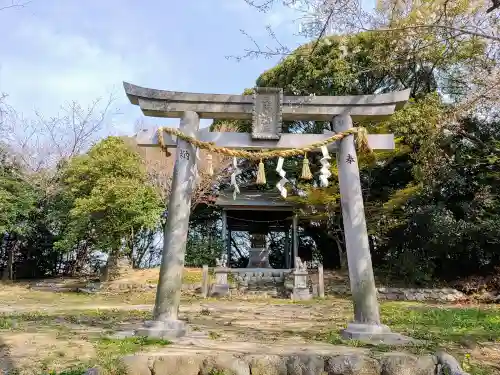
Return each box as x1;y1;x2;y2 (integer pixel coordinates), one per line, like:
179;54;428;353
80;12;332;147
1;0;308;134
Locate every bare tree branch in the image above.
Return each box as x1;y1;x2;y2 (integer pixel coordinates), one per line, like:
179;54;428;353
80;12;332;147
128;121;236;212
30;93;119;169
1;93;119;196
226;28;292;61
0;0;30;12
237;0;500;62
366;24;500;43
310;6;335;54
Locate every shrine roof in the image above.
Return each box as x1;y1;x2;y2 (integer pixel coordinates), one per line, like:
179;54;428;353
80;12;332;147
216;189;297;210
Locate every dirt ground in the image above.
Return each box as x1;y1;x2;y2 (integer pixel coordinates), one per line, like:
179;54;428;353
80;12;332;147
0;269;499;374
0;293;354;374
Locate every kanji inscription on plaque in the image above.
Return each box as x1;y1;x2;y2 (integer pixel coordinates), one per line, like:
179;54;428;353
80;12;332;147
252;87;283;140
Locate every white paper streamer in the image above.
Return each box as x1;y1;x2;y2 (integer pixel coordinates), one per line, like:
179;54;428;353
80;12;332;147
319;145;331;187
230;157;241;199
275;157;289;198
195;148;202;185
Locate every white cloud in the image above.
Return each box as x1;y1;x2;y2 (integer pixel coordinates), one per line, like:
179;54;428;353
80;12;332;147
0;0;305;141
0;15;184;138
2;21;149;115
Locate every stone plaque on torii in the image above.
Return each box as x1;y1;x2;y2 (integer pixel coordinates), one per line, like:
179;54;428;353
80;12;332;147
124;82;412;343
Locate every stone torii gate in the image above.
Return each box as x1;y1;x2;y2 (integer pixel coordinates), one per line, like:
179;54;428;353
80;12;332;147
125;82;411;342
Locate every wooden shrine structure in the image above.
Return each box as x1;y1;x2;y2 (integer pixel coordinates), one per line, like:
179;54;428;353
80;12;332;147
216;188;299;270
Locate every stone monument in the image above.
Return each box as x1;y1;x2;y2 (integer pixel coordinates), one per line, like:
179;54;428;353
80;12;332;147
247;233;271;268
124;81;412;342
291;257;312;301
211;258;230;297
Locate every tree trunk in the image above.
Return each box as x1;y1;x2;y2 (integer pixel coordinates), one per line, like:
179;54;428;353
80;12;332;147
134;230;156;268
101;249;132;282
334;235;347;271
2;238;17;282
0;233;6;281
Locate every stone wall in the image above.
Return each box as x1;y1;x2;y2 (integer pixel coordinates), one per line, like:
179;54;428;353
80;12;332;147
203;270;471;303
230;269;291;298
231;269;288;287
82;279;481;303
327;285;468;303
82;266;484;303
115;350;469;375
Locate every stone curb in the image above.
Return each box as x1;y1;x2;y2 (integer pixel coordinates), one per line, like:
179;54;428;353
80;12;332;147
85;350;470;375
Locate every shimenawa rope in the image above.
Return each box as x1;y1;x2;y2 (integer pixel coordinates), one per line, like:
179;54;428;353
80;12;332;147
156;126;371;160
155;125;370;195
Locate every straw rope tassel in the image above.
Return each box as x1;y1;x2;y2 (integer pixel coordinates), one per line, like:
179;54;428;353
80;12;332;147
256;159;266;185
206;154;214;176
301;152;313;180
355;127;371;154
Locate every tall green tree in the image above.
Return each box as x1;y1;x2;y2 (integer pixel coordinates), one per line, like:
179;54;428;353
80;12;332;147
380;115;500;282
55;137;163;259
0;147;38;279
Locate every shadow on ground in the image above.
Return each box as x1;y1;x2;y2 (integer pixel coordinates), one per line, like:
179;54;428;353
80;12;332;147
0;337;16;374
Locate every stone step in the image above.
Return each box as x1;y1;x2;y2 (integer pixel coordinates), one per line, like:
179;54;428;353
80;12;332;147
115;338;468;375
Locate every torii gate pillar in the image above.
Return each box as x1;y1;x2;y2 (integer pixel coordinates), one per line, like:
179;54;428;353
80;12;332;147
135;111;200;339
334;114;394;341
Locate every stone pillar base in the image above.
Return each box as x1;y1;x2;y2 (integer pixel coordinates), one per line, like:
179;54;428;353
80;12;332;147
292;287;312;301
341;323;416;345
210;267;230;297
210;284;230;297
135;319;188;339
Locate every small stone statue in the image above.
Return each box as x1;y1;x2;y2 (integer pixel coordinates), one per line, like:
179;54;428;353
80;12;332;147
216;255;227;268
295;257;306;272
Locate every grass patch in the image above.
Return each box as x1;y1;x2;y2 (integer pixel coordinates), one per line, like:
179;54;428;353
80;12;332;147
182;268;206;284
41;367;88;375
95;336;171;374
97;336;171;356
381;303;500;346
31;336;173;375
62;309;151;326
0;268;210;307
208;331;221;340
319;303;500;349
0;309;152;332
0;311;56;329
0;309;160;375
316;302;500;374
